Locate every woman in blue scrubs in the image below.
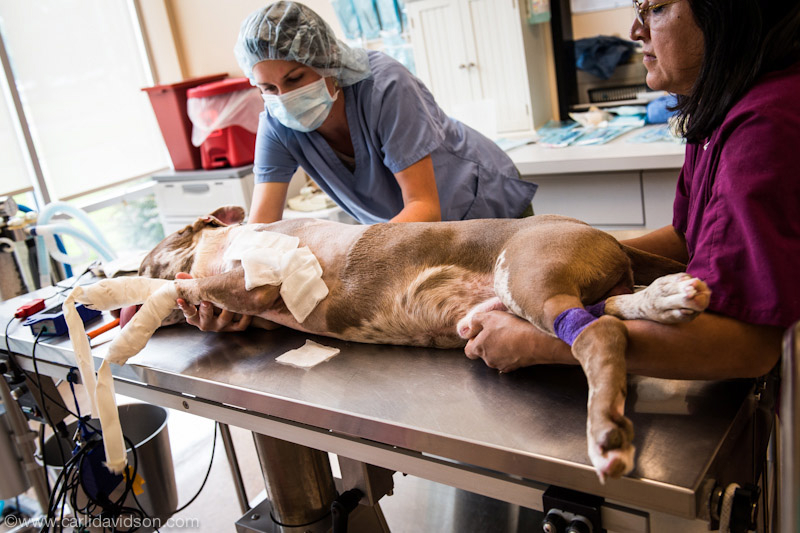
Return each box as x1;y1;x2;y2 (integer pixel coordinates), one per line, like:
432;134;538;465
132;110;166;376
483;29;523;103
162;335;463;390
234;1;537;224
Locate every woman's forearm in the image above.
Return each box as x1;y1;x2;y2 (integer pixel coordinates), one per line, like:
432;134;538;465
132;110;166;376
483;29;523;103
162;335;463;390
249;182;290;224
464;310;782;380
623;313;782;379
620;225;689;264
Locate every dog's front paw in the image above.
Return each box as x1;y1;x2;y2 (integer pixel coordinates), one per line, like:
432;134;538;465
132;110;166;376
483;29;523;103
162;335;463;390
587;414;635;483
647;273;711;323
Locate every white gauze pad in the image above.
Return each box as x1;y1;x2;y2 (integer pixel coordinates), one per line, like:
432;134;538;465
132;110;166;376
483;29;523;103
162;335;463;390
223;228;328;323
276;340;340;369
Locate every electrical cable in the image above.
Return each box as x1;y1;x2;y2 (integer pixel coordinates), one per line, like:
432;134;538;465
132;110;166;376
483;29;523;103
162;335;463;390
38;408;154;532
27;339;158;532
174;422;218;514
3;263;213;530
2;263;99;420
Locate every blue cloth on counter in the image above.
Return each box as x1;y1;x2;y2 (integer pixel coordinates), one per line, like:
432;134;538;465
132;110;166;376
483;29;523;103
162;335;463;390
645;94;679;124
254;51;536;224
575;36;636;79
381;32;415;74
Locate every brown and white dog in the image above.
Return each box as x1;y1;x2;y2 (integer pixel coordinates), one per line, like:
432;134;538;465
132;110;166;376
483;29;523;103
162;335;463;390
139;206;710;481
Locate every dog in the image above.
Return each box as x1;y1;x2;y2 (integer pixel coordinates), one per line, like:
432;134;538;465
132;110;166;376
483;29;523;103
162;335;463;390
138;205;710;481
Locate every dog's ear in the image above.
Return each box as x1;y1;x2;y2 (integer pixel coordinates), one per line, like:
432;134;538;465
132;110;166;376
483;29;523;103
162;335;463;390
207;206;246;227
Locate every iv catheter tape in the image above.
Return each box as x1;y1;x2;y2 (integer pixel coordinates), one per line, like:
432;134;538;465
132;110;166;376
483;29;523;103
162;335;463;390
64;277;177;474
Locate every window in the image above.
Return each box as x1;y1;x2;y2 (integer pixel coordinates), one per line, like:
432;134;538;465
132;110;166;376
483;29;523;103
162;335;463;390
0;0;170;202
0;60;30;196
0;0;170;284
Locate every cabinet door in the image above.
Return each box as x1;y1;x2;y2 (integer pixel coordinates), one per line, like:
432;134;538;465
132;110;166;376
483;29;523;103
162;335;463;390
529;172;645;227
462;0;532;132
407;0;477;115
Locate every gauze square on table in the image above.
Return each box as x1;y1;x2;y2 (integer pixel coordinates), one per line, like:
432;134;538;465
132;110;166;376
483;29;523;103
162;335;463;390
276;340;340;369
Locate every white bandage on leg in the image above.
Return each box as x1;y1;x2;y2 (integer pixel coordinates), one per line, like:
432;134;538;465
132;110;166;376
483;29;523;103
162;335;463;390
223;228;328;323
65;277;178;473
63;230;329;472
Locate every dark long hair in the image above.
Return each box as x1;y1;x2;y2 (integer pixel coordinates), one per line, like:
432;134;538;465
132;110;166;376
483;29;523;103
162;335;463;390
674;0;800;143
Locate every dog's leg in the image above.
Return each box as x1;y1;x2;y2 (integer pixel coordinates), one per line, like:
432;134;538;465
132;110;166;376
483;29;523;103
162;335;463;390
174;267;282;317
541;297;634;482
604;272;710;323
493;229;636;482
569;315;634;481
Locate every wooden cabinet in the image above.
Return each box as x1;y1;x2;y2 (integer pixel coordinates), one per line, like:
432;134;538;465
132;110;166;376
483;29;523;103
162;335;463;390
406;0;553;135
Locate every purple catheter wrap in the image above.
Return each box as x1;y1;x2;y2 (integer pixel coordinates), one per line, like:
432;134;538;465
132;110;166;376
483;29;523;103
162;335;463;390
554;307;599;346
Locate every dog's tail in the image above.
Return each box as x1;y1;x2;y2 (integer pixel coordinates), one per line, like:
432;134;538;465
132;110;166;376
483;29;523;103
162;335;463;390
620;244;686;285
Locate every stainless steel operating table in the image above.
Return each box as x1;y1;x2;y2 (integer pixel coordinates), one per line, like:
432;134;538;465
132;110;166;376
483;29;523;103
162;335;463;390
1;285;791;533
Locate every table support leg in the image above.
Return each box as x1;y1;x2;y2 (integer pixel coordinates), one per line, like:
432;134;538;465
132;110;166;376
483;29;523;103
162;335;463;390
220;422;250;514
251;432;336;532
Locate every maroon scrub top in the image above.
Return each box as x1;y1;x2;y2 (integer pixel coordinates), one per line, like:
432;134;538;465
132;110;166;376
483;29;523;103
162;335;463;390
673;60;800;328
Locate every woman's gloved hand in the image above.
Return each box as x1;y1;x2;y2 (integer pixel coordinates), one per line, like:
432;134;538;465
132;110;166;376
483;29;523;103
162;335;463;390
174;272;253;332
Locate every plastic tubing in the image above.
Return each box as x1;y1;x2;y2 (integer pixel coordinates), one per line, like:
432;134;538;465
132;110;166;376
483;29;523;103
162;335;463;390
32;202;117;285
31;224;115;263
36;201;116;255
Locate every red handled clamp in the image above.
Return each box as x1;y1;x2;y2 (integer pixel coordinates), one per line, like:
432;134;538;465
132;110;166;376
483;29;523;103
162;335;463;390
14;298;46;319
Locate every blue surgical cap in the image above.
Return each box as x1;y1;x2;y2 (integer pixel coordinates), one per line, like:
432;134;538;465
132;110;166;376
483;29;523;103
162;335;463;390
234;1;371;87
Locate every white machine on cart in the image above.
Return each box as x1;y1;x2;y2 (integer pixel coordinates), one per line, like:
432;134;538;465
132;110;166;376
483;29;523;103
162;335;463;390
152;166;355;233
153;165;256;234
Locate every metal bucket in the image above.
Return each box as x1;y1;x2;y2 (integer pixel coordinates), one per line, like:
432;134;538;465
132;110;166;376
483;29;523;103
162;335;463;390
42;403;177;530
0;402;31;499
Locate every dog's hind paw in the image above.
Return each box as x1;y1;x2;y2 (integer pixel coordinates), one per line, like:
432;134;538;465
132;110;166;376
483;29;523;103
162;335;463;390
457;297;507;339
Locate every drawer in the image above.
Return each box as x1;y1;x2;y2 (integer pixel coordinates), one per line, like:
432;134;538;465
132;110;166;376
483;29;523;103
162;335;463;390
160;217;198;235
528;171;644;226
155;175;254;217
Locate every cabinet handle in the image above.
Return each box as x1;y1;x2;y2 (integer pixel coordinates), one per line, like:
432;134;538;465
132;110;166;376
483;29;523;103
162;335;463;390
182;183;210;194
467;62;476;68
458;64;467;69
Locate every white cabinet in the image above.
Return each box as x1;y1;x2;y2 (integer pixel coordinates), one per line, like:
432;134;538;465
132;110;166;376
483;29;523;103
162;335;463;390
406;0;552;134
522;169;680;230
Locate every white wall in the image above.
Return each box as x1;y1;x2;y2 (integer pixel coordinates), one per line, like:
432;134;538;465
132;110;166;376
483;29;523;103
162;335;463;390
572;6;634;40
139;1;631;125
140;0;345;84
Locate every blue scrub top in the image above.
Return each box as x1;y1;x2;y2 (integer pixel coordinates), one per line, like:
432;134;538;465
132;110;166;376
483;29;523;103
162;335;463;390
253;51;537;224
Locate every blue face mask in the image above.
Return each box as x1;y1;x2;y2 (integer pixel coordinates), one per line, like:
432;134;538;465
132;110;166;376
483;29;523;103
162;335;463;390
262;78;338;132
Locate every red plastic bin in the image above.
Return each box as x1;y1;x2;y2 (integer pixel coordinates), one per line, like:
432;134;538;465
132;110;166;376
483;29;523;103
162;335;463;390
187;78;259;170
142;73;228;170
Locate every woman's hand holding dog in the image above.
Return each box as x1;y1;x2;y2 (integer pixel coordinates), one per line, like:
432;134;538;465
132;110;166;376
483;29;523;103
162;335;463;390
463;310;573;372
175;272;253;332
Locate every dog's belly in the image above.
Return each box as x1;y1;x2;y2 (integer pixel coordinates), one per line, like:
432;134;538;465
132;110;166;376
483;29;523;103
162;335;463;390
251;266;496;348
328;266;496;348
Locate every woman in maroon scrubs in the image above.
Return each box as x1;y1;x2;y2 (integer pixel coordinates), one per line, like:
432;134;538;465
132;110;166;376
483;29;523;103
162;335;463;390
463;0;800;379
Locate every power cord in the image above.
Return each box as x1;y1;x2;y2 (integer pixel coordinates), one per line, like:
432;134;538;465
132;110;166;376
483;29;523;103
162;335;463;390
174;422;218;514
4;263;218;529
